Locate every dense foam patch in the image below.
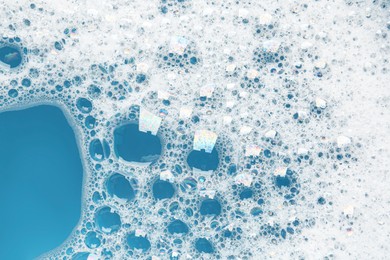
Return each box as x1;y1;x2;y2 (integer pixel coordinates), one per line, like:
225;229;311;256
0;0;389;259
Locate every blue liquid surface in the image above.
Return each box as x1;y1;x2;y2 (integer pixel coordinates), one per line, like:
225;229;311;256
0;105;83;259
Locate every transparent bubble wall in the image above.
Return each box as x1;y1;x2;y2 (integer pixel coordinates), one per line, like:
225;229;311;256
0;0;389;259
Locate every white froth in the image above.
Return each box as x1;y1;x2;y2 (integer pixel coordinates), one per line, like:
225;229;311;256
0;0;389;259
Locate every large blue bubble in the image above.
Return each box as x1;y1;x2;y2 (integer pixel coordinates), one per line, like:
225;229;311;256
126;232;151;252
167;219;189;234
195;238;214;253
200;198;221;216
94;206;121;234
76;98;93;114
187;148;219;171
0;45;22;68
105;173;135;201
114;124;162;164
152;179;175;200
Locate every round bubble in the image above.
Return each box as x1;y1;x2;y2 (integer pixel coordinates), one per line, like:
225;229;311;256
92;191;104;203
187;148;219;171
85;115;97;129
250;207;263;216
180;177;197;192
85;231;101;249
8;89;18;98
275;175;292;188
152;179;175;200
114;124;162;164
89;139;110;162
239;188;253;200
76;98;93;114
200;198;221;216
106;173;135;201
0;45;23;68
168;219;189;235
94;206;121;234
195;238;214;253
126;232;151;252
21;78;31;87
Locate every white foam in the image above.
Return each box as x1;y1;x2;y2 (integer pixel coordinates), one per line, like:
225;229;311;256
0;0;388;258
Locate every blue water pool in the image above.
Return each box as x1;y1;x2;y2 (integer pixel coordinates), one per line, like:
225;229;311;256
0;105;83;259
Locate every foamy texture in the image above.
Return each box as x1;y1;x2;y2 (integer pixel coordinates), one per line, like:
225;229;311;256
0;0;389;259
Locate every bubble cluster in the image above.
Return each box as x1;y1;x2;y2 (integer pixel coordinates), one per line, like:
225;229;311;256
0;0;389;259
157;36;201;73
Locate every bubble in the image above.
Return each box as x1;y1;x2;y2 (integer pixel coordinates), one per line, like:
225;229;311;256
76;98;93;114
54;41;63;51
0;45;23;68
135;74;146;83
92;191;104;203
21;78;31;87
8;89;18;98
200;198;221;216
126;232;151;252
227;164;237;175
167;219;189;235
84;231;101;249
72;252;91;260
275;175;291;188
89;139;110;162
250;207;263;216
317;197;326;205
239;187;253;200
186;148;219;171
113;124;162;164
105;173;135;201
152;179;175;200
85;116;97;129
195;238;214;254
94;206;121;234
180;177;197;192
